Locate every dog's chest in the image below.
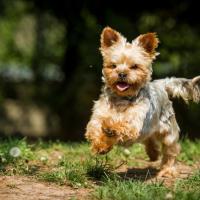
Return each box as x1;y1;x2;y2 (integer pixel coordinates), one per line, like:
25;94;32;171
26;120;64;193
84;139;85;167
108;88;161;137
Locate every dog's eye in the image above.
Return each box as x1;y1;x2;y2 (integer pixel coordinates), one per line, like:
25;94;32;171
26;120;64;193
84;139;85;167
106;130;116;137
130;64;138;69
110;64;117;69
103;128;117;137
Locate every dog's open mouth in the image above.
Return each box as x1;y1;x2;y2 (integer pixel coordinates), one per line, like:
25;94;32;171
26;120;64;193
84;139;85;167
116;82;130;92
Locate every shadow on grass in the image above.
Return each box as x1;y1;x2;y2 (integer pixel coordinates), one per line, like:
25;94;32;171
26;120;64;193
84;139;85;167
117;167;159;181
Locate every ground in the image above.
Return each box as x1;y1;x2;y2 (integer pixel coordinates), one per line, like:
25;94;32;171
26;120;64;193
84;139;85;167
0;138;199;200
0;176;90;200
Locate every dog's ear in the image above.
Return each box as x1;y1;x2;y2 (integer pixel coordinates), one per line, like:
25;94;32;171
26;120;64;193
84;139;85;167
135;33;159;56
100;27;122;48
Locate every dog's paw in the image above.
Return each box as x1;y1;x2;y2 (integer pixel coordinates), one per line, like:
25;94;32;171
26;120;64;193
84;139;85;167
102;118;128;136
157;166;178;178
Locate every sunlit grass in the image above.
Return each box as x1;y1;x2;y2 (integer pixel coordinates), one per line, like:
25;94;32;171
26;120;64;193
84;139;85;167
178;139;200;165
0;137;199;199
174;170;200;192
94;178;169;200
0;137;35;174
94;173;200;200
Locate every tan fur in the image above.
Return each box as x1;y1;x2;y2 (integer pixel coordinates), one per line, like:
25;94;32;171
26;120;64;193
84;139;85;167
137;33;159;57
144;136;160;161
100;27;121;48
100;28;153;97
164;76;200;103
85;27;200;177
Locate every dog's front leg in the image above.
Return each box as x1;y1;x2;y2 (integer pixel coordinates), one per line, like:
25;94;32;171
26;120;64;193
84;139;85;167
85;117;118;155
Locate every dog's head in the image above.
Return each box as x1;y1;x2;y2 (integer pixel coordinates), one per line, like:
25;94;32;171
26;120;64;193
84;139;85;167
100;27;159;97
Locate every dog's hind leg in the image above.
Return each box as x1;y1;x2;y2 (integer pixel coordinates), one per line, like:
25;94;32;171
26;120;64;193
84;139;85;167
144;136;160;161
158;141;180;177
157;117;181;177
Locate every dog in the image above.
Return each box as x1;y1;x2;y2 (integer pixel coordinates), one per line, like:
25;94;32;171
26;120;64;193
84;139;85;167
85;27;200;177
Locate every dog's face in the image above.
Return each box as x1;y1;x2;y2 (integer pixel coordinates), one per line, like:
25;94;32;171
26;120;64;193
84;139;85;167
100;27;159;97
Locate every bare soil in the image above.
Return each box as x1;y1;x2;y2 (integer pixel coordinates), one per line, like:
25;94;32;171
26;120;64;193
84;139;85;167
0;161;198;200
0;176;91;200
117;159;199;187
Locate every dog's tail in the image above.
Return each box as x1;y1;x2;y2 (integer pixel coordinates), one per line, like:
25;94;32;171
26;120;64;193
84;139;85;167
156;76;200;103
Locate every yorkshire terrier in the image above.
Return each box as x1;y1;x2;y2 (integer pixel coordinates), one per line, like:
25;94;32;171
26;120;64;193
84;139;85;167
85;27;200;177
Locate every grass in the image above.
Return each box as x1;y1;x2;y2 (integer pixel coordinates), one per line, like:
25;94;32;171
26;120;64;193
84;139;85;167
95;179;169;200
178;138;200;165
0;137;199;199
0;137;35;174
175;170;200;192
95;172;200;200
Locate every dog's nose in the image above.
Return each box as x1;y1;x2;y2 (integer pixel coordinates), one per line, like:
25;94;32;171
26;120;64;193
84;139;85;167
118;73;127;79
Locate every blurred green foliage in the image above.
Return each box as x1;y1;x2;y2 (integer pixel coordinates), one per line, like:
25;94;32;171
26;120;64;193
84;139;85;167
0;0;199;139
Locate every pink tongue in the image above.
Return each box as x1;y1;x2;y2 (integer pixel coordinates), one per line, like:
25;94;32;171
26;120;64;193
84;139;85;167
116;82;130;91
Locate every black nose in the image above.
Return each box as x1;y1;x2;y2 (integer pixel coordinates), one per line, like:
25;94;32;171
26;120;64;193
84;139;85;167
118;73;127;79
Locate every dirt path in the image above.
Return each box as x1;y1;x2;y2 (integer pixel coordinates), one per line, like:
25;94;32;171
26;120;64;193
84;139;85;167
116;160;200;187
0;161;198;200
0;176;90;200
